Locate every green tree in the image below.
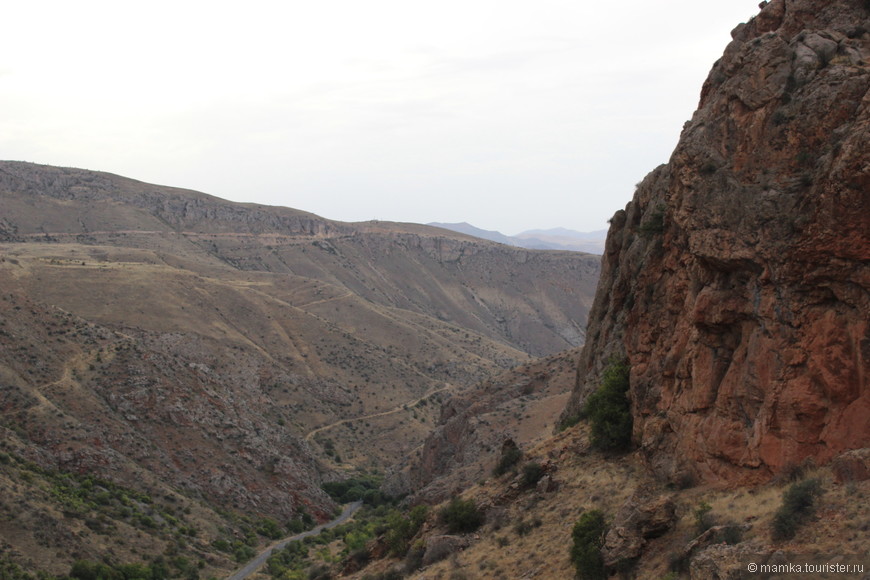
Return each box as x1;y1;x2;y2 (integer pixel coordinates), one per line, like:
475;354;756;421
570;510;606;580
584;359;632;452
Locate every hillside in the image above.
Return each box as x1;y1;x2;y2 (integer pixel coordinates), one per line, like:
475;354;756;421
0;161;600;576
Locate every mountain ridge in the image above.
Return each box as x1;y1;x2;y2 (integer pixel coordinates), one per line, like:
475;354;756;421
428;222;607;254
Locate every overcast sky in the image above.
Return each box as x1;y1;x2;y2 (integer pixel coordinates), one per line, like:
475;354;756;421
2;1;762;235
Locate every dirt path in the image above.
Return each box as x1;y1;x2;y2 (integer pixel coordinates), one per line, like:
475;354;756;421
226;501;363;580
303;384;454;442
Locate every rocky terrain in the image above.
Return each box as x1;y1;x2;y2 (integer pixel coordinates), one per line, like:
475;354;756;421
385;347;580;503
0;161;600;575
563;0;869;486
343;1;870;578
3;0;870;578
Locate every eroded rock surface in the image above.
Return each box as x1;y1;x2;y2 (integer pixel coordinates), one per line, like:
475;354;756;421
564;0;870;485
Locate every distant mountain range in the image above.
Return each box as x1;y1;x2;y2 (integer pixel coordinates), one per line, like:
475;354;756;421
428;222;606;254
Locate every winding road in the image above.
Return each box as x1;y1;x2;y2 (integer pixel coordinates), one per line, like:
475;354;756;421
226;501;363;580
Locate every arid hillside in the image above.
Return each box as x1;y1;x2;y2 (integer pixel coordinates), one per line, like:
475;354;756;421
0;161;599;575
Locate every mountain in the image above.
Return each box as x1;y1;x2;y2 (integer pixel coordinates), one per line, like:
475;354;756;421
426;222;518;247
562;0;870;486
428;222;607;254
0;161;600;576
514;228;608;253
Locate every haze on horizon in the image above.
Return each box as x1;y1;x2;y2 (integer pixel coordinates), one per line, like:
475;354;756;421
1;0;762;235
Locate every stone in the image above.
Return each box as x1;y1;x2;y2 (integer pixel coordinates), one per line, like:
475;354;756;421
535;474;558;493
602;489;677;566
421;535;470;567
832;448;870;483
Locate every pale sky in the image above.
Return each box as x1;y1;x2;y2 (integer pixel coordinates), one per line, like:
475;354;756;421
2;1;762;234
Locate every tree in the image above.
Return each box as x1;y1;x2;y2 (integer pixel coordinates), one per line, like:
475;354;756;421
584;359;632;452
570;510;606;580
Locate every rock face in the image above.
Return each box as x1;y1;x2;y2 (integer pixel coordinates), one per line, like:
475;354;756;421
563;0;870;485
389;349;579;502
602;488;677;567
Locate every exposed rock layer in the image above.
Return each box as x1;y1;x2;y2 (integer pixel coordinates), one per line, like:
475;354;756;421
564;0;870;485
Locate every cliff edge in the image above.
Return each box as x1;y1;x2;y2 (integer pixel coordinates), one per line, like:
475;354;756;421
563;0;870;485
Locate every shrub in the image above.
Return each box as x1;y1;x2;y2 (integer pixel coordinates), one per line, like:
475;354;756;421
520;462;545;488
439;497;483;534
384;506;428;556
570;510;607;580
693;501;714;534
493;443;522;476
557;414;581;432
322;475;383;504
772;478;823;540
638;204;666;236
584;359;633;453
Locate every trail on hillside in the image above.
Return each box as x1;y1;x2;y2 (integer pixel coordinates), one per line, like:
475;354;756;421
226;501;363;580
303;384;454;442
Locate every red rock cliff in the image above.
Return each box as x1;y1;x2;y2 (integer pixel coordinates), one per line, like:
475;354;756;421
563;0;870;485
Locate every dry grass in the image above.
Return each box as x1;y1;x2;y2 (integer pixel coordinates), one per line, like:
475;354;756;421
347;425;870;580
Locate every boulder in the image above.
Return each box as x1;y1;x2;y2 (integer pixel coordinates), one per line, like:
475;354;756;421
421;535;470;567
602;489;677;566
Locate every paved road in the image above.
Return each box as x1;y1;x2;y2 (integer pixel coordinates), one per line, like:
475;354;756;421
226;501;363;580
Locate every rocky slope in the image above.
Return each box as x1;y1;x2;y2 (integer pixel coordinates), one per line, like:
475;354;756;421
563;0;869;486
0;161;599;358
385;348;580;503
0;161;599;574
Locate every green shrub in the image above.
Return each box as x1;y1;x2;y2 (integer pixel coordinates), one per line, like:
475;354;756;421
570;510;607;580
584;359;633;453
322;475;383;504
492;444;522;476
638;204;666;237
557;414;581;432
258;517;283;539
772;478;823;540
520;462;545;488
439;497;483;534
693;501;714;534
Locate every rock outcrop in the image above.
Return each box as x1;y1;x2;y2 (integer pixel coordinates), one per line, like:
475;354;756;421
563;0;869;485
602;488;677;567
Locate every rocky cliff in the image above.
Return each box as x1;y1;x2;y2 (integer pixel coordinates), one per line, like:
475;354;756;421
564;0;869;485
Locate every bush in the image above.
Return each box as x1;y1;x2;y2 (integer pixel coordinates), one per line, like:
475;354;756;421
570;510;607;580
492;443;522;476
772;478;823;540
638;204;666;237
693;501;714;534
439;497;483;534
584;359;633;453
322;476;384;504
520;462;545;488
384;513;414;555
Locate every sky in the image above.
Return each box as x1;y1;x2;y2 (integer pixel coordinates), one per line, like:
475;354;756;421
2;1;763;235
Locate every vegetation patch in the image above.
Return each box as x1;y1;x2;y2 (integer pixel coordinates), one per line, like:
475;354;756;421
570;509;607;580
772;478;824;540
322;474;391;506
439;497;484;534
583;359;633;453
492;443;522;477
